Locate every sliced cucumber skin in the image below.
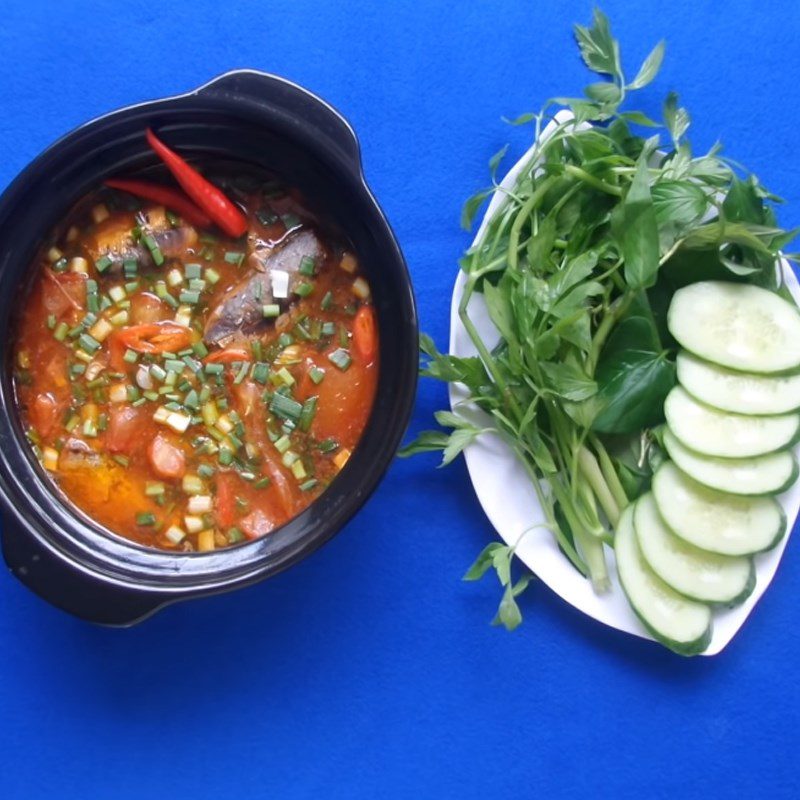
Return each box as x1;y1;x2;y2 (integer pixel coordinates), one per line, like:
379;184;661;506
667;281;800;374
664;386;800;458
615;505;712;657
652;461;787;556
634;493;755;607
677;351;800;416
663;428;800;497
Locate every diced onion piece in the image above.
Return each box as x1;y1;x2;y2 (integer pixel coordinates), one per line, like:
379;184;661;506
91;203;110;224
17;350;30;369
69;257;89;274
187;495;212;514
339;252;357;273
197;529;216;552
47;246;64;263
153;406;171;424
85;361;105;382
244;443;260;461
201;400;219;427
109;383;129;403
89;318;114;343
165;411;191;433
291;459;307;480
42;447;59;471
182;474;204;495
167;268;184;287
333;448;352;471
215;414;234;435
271;270;289;299
351;277;370;300
184;515;204;534
274;344;301;366
65;226;79;243
136;365;154;390
174;304;192;327
74;350;92;363
108;285;127;304
109;309;129;326
165;525;186;545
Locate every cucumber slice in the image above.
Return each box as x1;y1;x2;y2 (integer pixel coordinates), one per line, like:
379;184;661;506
667;281;800;373
664;385;800;457
634;493;755;606
615;505;712;656
677;351;800;416
652;461;785;555
663;428;798;496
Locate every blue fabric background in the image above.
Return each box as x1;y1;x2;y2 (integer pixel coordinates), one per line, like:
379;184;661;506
1;1;798;797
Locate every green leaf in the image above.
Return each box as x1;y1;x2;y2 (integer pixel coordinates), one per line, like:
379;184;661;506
442;427;481;466
540;360;598;402
651;181;708;227
461;188;493;231
503;112;536;126
463;542;506;581
483;279;516;344
419;334;489;387
663;91;690;144
397;430;450;458
615;156;660;289
620;110;661;128
492;584;523;631
628;40;665;89
489;144;510;181
584;81;622;105
573;8;621;77
492;546;513;586
590;316;676;434
433;410;469;429
526;214;557;271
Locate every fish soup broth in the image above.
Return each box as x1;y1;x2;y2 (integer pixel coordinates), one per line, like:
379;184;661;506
13;171;378;551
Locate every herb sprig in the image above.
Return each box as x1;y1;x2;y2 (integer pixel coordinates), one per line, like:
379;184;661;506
401;9;797;630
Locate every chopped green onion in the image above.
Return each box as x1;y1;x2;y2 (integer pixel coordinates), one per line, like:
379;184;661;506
299;478;318;492
282;213;301;230
218;447;234;466
126;385;141;402
179;289;200;305
113;454;130;467
224;251;245;265
164;359;185;373
123;258;138;277
150;364;167;382
320;291;334;311
136;512;156;526
293;281;314;298
317;438;339;453
321;321;336;336
233;362;250;385
269;393;303;422
79;333;101;353
262;304;280;319
123;349;138;364
184;389;200;410
198;463;216;479
95;255;113;273
254;476;271;489
205;363;224;375
188;278;206;292
185;263;202;279
52;257;68;273
274;434;292;453
252;362;269;384
299;255;316;276
205;267;220;284
278;333;294;348
142;234;164;266
298;397;318;432
228;527;244;544
124;280;140;294
53;322;69;342
309;366;326;384
145;481;166;496
64;414;80;432
327;348;352;371
192;341;209;358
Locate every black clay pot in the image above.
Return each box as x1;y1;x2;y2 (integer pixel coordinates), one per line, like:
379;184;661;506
0;71;417;625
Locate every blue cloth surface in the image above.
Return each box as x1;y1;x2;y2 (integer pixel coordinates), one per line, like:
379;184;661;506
1;1;799;797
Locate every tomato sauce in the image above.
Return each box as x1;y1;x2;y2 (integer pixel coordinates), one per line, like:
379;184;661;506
12;171;378;551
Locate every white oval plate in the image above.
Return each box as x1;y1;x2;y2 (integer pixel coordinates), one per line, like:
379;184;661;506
449;113;800;655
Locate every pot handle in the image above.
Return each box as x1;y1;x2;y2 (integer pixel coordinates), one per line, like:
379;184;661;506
194;70;362;172
2;513;166;627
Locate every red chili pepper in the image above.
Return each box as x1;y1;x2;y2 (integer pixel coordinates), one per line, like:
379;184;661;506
145;128;248;238
105;178;212;228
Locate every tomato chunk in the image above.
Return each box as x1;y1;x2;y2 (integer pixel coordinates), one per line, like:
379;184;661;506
147;434;186;479
215;472;238;528
30;393;60;438
106;405;145;454
42;272;85;318
240;508;276;540
352;305;378;363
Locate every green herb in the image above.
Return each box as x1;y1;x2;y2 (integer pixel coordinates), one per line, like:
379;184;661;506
399;9;798;633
